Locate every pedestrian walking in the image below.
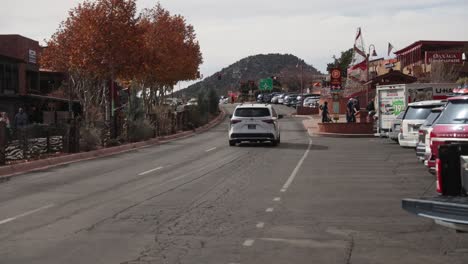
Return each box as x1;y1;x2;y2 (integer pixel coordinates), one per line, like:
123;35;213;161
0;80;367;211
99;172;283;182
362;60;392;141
347;98;356;123
366;99;376;122
14;107;29;128
321;101;330;123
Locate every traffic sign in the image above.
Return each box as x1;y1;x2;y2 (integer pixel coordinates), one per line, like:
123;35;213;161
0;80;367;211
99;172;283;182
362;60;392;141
259;78;273;91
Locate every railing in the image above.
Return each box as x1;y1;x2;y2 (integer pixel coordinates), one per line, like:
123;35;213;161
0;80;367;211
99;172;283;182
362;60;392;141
0;122;78;165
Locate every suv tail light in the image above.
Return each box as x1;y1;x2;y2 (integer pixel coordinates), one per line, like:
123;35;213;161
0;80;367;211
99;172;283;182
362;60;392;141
418;130;424;141
436;158;442;193
231;119;242;125
262;119;274;124
430;131;435;147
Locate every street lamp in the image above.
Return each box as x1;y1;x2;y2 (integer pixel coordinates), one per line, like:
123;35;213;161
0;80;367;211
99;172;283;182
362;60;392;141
296;61;304;110
366;44;378;105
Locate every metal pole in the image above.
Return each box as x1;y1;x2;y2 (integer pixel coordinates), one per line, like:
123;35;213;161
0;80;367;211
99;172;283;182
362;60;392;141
301;64;304;97
68;73;72;120
366;54;369;106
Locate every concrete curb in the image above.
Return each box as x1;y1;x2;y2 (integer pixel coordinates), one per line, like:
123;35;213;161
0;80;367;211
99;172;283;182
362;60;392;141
300;116;375;138
0;110;226;180
311;132;375;138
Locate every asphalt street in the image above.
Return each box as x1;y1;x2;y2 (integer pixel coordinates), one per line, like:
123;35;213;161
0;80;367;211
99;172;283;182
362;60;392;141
1;104;468;264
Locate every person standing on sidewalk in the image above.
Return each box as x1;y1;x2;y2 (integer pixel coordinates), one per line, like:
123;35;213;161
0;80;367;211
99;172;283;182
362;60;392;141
14;107;29;129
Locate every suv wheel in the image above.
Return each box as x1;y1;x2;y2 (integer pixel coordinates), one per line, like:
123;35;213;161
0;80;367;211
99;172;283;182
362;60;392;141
229;140;236;146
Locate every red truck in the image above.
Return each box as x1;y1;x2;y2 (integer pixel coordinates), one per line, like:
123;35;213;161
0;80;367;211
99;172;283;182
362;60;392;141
403;143;468;232
426;96;468;171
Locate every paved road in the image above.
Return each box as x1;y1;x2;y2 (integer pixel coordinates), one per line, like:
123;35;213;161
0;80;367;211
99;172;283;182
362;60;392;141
1;104;467;264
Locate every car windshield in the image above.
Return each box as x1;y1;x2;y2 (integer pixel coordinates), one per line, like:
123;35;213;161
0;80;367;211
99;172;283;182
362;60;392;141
396;112;405;119
235;108;271;117
436;101;468;124
422;112;441;127
404;106;433;120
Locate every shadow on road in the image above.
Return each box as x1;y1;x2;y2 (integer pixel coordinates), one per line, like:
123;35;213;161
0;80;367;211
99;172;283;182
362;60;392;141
236;142;328;151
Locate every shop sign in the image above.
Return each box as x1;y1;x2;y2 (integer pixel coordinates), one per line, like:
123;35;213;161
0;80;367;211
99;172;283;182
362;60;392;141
425;51;462;64
329;68;342;90
28;49;37;64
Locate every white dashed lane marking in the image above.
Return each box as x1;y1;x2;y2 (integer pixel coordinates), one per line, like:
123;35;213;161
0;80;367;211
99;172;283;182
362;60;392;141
138;166;163;176
0;204;55;225
205;147;217;152
243;239;255;247
266;208;274;212
256;222;265;228
273;197;281;202
280;138;312;192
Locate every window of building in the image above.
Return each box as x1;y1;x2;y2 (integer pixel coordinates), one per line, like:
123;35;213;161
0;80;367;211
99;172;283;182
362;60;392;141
0;61;19;94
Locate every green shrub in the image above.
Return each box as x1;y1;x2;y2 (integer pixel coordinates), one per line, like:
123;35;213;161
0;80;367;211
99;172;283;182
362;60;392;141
127;119;154;142
80;127;101;152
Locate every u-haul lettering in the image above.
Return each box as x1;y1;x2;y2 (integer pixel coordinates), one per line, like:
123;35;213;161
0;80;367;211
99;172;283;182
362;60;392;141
435;88;453;95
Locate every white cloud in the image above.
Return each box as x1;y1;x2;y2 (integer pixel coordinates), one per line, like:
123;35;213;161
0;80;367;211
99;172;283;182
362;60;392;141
1;0;467;89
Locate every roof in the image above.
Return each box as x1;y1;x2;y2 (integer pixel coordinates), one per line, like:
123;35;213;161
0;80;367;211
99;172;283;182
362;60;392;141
448;96;468;101
236;103;272;108
395;40;468;55
365;70;417;86
408;100;446;107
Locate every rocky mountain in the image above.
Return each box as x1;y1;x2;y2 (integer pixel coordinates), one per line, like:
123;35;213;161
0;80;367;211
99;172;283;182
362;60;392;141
179;54;324;97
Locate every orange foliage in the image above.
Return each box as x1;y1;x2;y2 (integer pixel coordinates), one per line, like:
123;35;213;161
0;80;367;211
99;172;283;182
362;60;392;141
41;1;202;87
138;4;202;87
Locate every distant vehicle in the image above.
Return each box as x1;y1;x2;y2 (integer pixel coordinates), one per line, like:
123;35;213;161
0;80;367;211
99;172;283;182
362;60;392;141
376;83;456;137
388;112;404;142
271;93;283;104
303;97;320;108
398;100;445;148
257;93;273;103
228;104;283;146
219;96;228;104
283;94;298;107
277;94;287;104
427;96;468;170
186;98;198;106
415;106;444;162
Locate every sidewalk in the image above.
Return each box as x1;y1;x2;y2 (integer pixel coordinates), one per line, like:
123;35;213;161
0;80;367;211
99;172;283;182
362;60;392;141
0;110;226;180
299;114;375;138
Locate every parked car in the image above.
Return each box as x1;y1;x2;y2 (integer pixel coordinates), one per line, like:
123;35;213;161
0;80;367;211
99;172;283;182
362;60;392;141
388;112;404;142
271;93;284;104
398;100;445;147
415;106;444;162
277;94;287;104
303;97;320;108
228;104;283;146
283;94;298;107
427;96;468;170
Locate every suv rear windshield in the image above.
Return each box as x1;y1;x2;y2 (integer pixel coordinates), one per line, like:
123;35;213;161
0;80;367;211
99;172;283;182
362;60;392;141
235;108;271;117
436;101;468;124
404;106;434;120
422;112;441;127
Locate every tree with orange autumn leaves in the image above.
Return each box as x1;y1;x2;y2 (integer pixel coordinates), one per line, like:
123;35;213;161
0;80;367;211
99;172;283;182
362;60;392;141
41;0;202;124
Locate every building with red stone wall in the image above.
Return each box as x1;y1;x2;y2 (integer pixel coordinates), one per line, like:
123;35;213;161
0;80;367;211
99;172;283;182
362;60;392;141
0;35;72;123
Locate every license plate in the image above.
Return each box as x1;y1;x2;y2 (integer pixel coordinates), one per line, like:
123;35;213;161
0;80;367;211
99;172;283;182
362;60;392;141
248;124;256;130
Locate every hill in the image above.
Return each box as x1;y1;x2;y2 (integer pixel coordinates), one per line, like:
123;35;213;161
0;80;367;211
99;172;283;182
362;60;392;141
179;54;324;98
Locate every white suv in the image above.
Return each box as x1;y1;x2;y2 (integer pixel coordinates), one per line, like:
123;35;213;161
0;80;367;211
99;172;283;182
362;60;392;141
228;104;283;146
399;100;445;147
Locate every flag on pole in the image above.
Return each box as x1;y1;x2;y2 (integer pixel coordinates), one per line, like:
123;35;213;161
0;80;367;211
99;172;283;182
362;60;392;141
346;27;368;86
388;43;394;56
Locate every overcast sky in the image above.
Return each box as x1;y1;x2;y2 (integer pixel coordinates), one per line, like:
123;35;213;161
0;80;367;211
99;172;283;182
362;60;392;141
1;0;467;88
